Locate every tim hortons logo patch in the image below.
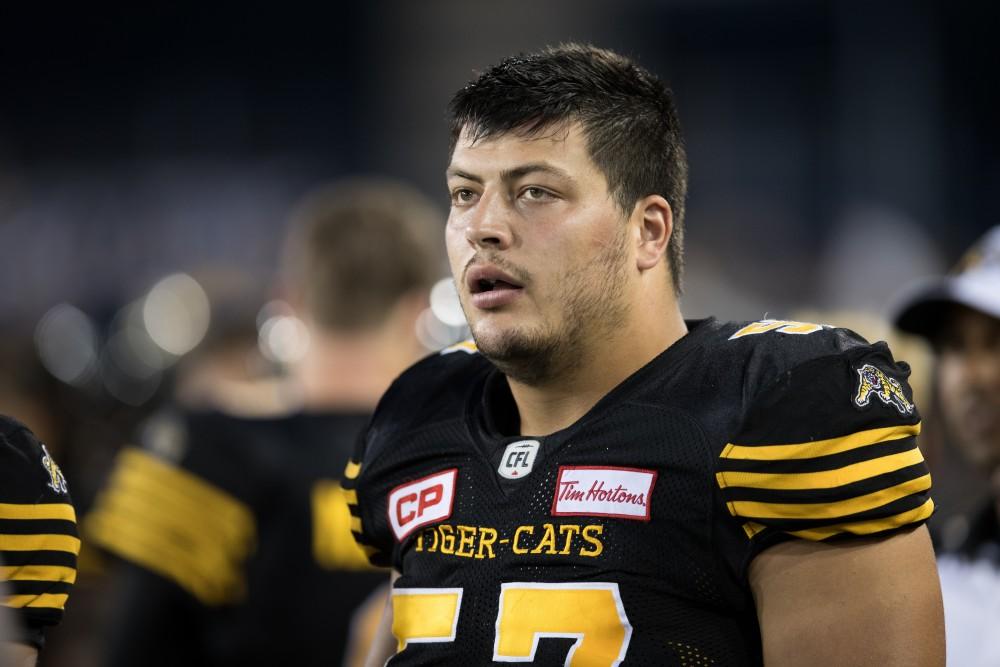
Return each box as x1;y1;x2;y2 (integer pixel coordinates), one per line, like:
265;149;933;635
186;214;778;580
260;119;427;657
854;364;914;415
551;466;657;521
498;440;540;480
388;469;458;541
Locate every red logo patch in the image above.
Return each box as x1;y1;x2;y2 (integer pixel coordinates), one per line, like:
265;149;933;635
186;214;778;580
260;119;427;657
387;469;458;541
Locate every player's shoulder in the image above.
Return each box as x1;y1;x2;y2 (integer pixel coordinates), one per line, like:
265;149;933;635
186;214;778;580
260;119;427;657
719;317;870;358
0;414;70;501
707;318;885;384
0;414;43;459
364;341;491;451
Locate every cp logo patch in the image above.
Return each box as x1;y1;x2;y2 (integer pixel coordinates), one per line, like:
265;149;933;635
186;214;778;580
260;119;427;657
387;469;457;541
854;364;914;415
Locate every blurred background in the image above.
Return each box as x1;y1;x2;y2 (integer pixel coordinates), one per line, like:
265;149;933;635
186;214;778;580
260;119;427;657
0;1;997;664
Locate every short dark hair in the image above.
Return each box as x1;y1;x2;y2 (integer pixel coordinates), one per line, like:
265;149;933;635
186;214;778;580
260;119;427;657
448;43;688;294
281;178;445;330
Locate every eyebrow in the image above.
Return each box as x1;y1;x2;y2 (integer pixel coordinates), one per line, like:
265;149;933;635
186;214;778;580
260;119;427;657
446;162;575;185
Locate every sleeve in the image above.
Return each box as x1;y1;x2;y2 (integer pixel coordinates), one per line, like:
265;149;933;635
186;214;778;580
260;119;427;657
0;417;79;649
83;411;257;607
342;426;395;569
715;340;933;566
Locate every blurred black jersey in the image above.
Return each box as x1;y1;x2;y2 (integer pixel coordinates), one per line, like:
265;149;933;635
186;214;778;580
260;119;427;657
0;415;78;650
87;408;386;667
345;318;933;666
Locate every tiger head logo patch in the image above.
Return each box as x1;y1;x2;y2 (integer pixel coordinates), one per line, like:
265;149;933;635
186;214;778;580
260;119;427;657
854;364;914;415
40;444;69;495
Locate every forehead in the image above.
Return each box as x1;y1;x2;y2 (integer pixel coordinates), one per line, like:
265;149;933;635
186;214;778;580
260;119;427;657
939;305;1000;347
448;122;602;180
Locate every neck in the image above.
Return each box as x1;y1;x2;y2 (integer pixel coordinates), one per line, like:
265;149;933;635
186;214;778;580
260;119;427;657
509;305;688;436
294;327;420;412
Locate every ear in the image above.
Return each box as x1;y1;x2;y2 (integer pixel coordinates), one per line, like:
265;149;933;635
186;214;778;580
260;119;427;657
634;195;673;272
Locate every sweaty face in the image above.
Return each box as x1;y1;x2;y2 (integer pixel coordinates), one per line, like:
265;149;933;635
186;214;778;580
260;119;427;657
937;306;1000;474
445;124;633;385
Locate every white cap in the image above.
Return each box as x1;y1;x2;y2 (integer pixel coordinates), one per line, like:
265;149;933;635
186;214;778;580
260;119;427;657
892;226;1000;339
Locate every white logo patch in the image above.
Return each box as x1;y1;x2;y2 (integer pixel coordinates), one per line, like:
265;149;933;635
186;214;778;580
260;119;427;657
551;466;657;521
388;469;457;541
498;440;540;480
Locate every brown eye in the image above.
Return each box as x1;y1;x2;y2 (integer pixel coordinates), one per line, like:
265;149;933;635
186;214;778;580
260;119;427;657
521;187;554;202
451;189;477;205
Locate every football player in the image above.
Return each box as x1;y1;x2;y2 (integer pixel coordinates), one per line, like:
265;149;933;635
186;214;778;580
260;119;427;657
85;179;445;666
346;44;945;666
893;225;1000;665
0;416;78;667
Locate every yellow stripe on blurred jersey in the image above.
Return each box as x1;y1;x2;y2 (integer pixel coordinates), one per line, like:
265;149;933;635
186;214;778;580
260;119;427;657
115;449;253;532
83;447;256;605
85;510;242;605
102;467;252;551
720;422;920;462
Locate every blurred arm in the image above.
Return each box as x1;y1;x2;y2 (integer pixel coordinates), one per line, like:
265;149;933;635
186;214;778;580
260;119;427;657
3;642;37;667
363;571;399;667
749;525;944;666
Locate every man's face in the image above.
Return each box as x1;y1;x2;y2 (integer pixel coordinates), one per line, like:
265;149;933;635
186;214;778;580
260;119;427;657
445;123;633;384
937;306;1000;473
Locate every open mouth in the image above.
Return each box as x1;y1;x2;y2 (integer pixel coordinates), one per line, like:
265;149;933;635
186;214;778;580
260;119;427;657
466;266;524;294
472;277;521;293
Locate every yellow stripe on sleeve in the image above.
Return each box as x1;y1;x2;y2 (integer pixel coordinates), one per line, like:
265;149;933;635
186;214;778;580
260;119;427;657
788;498;935;541
111;462;252;547
0;534;81;555
725;474;931;520
311;481;377;571
115;449;253;534
3;593;69;610
0;503;77;522
84;510;243;605
344;460;361;480
720;422;920;462
0;565;77;584
717;447;926;491
742;522;766;539
82;447;256;605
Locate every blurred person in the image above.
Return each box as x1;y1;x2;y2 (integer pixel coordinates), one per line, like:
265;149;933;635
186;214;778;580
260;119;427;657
346;44;944;666
0;416;79;667
893;225;1000;666
84;178;445;667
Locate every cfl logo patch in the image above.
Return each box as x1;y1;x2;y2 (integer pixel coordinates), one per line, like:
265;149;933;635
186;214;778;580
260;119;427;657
498;440;540;480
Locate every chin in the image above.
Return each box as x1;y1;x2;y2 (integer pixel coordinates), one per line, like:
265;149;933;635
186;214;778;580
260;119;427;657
470;324;561;384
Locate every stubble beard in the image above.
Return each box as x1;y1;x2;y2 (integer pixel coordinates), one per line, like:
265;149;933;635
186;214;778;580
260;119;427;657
467;224;632;386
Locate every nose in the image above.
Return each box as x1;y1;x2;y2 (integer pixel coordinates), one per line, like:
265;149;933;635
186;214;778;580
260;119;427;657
465;192;513;250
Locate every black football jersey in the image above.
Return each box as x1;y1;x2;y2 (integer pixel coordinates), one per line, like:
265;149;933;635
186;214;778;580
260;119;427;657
0;415;78;649
345;318;933;666
85;409;386;666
